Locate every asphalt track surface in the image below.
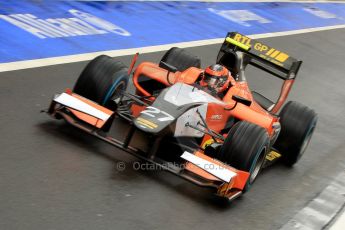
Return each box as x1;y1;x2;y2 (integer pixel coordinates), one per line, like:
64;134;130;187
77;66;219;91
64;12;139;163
1;29;345;230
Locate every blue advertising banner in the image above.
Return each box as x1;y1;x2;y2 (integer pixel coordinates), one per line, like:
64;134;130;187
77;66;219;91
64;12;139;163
0;1;345;63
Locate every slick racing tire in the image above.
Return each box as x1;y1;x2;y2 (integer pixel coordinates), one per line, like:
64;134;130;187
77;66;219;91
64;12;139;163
218;121;270;192
160;47;201;72
73;55;129;108
274;101;318;166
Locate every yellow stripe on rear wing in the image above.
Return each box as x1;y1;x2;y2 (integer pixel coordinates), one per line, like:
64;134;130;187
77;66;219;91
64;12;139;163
225;37;251;51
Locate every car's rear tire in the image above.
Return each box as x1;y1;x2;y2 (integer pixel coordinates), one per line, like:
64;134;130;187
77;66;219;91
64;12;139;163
217;121;270;192
274;101;318;166
160;47;201;72
73;55;129;108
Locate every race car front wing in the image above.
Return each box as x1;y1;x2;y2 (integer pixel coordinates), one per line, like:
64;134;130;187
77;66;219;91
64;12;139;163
45;89;250;201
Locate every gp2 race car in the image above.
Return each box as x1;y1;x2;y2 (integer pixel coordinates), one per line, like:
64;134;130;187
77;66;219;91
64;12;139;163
46;32;317;201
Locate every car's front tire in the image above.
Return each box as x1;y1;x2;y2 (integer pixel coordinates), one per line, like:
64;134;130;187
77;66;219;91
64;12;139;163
73;55;129;109
217;121;270;192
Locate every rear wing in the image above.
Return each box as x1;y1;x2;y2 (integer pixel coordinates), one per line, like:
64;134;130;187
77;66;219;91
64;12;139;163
217;32;302;80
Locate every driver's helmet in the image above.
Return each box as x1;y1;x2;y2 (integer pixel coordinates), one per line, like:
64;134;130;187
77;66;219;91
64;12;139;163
200;64;231;94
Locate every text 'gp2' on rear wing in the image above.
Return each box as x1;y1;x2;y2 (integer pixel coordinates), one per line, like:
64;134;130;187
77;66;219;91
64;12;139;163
217;32;302;80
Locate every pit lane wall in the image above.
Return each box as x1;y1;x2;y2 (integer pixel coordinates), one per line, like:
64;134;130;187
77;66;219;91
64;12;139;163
0;1;345;64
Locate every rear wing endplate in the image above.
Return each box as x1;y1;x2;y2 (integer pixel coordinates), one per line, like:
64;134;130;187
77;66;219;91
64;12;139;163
217;32;302;80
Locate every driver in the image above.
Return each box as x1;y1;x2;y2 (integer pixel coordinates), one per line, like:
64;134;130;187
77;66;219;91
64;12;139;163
200;64;234;97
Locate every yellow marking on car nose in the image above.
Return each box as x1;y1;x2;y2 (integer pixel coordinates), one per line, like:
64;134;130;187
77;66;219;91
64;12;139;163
137;117;158;129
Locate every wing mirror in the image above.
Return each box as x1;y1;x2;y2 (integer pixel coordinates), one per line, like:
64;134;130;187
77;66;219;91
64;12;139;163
159;61;178;73
232;95;252;106
224;95;252;111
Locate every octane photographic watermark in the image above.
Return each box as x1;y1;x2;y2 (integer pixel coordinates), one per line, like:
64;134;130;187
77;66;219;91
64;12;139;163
115;161;228;172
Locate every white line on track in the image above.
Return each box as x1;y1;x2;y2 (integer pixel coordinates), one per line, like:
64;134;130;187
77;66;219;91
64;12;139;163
330;208;345;230
1;24;345;73
280;171;345;230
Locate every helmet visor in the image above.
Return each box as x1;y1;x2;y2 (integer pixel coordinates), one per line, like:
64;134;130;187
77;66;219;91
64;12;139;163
204;73;227;88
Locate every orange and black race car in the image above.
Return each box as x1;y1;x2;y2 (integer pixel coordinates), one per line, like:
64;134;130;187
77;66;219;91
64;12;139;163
46;32;317;201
